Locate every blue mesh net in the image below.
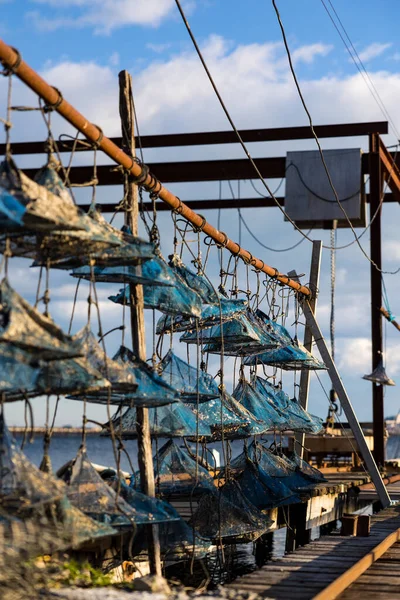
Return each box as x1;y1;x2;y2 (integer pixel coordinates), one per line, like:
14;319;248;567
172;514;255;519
69;326;136;392
229;457;301;509
253;377;324;433
82;345;180;407
190;485;271;544
0;345;40;397
0;279;82;361
133;440;215;497
99;474;180;525
0;413;65;515
109;270;203;319
158;298;249;335
0;157;85;234
159;350;220;403
32;211;154;269
6;352;110;403
34;163;74;206
132;503;211;561
288;452;327;483
0;187;26;231
189;391;267;439
168;254;219;304
232;378;287;430
59;445;150;528
231;442;319;494
71;255;175;287
244;342;326;370
185;311;282;357
103;402;211;438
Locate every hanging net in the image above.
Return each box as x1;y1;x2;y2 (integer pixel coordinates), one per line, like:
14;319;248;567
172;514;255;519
288;452;327;483
0;279;82;361
159;350;220;403
132;502;211;561
190;485;271;544
0;344;40;396
184;311;283;357
232;442;317;494
0;413;64;515
109;271;203;319
168;254;219;305
3;351;110;403
232;377;287;430
33;162;75;207
30;210;153;268
188;391;266;440
59;444;144;527
85;345;180;407
253;376;324;433
71;252;180;288
103;402;211;439
157;298;249;335
0;157;85;233
94;473;180;525
0;186;26;232
244;342;326;370
229;457;300;509
133;440;215;497
72;326;137;392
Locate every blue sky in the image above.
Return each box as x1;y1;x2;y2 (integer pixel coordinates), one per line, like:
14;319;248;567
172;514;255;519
2;0;400;428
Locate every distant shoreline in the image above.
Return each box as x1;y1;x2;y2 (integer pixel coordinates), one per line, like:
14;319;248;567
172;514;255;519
10;426;102;435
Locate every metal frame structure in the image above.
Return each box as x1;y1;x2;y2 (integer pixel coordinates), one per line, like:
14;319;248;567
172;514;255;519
0;40;395;506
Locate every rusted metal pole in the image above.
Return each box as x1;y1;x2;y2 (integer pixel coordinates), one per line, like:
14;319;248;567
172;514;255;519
119;70;162;576
380;307;400;332
369;133;385;468
0;40;310;297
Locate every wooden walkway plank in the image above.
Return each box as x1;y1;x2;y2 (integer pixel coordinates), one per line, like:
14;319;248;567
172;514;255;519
226;504;400;600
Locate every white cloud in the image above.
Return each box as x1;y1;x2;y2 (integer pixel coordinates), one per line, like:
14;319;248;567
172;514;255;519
146;42;173;54
27;0;189;34
292;43;333;65
357;42;392;63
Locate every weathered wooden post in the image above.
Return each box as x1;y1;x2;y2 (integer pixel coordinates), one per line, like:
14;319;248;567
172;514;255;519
119;70;162;576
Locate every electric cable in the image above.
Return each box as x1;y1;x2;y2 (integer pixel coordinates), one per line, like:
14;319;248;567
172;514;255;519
320;0;400;141
271;0;400;275
174;0;400;267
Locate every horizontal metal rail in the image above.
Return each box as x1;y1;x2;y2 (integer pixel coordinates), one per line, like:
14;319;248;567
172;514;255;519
0;121;388;156
0;39;311;296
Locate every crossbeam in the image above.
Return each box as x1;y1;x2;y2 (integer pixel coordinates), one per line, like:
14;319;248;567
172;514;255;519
0;121;388;156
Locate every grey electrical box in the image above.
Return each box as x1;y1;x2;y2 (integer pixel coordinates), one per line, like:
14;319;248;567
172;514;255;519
285;148;366;229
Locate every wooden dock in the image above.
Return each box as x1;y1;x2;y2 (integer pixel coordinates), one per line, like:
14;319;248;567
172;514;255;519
227;503;400;599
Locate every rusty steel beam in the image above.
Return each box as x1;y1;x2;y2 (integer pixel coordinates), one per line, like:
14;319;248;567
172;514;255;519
0;40;311;296
0;121;388;156
379;138;400;202
380;307;400;332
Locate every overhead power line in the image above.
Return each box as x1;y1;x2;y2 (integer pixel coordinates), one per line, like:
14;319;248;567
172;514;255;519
320;0;400;141
174;0;399;270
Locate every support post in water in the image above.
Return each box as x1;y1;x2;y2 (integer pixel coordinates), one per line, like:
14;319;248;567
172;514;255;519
302;300;391;508
118;69;162;575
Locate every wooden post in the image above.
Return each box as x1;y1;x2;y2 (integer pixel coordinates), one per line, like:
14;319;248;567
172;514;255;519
369;133;385;468
119;70;162;576
289;240;322;459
